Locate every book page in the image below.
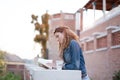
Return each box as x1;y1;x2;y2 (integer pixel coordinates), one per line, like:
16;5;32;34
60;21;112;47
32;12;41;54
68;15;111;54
38;58;53;69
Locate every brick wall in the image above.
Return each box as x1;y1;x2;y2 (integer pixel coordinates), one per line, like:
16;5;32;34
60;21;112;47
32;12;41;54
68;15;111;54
6;63;25;80
112;31;120;46
97;36;107;49
47;12;75;60
80;7;120;80
86;40;94;51
47;5;120;80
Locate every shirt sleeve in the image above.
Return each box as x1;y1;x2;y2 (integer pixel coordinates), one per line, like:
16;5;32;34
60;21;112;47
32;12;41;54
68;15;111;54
62;40;81;70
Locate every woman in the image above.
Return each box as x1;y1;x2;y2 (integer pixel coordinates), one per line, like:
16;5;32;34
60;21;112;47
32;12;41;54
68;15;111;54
54;26;90;80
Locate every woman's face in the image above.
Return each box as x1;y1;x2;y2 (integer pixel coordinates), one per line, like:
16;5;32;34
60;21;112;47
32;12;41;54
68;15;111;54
55;32;64;44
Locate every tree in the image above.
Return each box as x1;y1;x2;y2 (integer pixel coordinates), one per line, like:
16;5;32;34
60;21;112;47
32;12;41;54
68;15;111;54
113;70;120;80
31;12;50;59
0;50;6;76
0;72;21;80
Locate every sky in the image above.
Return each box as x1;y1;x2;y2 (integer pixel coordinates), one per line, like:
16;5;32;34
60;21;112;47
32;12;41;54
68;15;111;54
0;0;91;59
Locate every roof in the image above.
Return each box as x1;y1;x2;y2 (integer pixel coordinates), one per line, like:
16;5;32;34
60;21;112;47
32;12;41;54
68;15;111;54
83;0;120;11
4;53;24;63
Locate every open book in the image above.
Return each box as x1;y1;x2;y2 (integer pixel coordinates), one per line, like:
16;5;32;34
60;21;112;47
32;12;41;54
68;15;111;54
37;58;53;69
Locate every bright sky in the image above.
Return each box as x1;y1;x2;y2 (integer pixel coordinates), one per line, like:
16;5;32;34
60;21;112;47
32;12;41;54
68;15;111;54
0;0;90;59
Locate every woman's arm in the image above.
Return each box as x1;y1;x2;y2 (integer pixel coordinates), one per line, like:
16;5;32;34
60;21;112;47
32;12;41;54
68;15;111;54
62;40;81;70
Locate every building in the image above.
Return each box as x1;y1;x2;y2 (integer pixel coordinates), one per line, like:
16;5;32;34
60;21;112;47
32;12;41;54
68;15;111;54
47;12;75;60
47;0;120;80
78;0;120;80
4;53;25;80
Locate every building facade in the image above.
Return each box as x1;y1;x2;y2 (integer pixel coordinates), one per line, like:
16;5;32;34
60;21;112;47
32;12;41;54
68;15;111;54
47;1;120;80
80;5;120;80
4;53;25;80
47;12;75;60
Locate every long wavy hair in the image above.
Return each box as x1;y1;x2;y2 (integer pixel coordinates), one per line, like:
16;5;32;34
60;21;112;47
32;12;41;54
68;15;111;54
54;26;80;58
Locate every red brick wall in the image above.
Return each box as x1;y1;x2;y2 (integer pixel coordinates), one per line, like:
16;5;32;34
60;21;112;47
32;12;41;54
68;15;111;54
80;14;120;38
80;11;120;80
86;41;94;51
63;20;75;31
6;64;25;80
112;31;120;46
53;13;61;18
97;36;107;49
24;68;31;80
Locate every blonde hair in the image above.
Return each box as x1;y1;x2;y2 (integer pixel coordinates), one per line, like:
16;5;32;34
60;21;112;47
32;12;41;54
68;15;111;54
54;26;80;58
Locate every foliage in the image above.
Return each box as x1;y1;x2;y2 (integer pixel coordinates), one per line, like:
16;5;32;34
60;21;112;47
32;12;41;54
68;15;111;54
0;51;4;59
113;70;120;80
34;35;47;42
31;12;50;59
0;60;5;74
0;72;21;80
0;50;6;76
0;50;21;80
41;13;49;39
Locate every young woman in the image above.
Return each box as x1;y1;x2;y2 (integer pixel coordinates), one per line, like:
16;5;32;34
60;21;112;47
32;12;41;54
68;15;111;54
54;26;90;80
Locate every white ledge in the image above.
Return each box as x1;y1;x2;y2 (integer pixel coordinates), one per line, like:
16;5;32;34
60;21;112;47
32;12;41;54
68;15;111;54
106;26;120;30
52;18;60;21
86;37;94;42
84;50;94;54
80;37;90;42
112;28;120;33
111;45;120;49
96;32;107;38
96;47;108;52
92;32;102;36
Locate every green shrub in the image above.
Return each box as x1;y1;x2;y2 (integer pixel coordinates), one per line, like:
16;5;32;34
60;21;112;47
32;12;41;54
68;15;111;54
0;72;21;80
113;70;120;80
